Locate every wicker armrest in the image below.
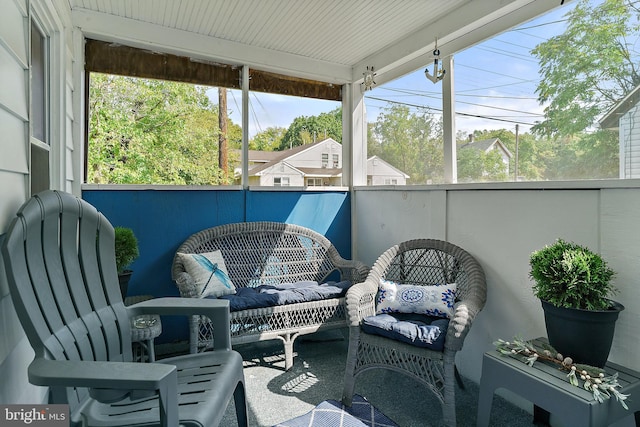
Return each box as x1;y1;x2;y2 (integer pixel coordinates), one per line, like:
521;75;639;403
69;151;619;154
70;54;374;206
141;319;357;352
345;280;378;326
174;271;200;298
445;297;485;351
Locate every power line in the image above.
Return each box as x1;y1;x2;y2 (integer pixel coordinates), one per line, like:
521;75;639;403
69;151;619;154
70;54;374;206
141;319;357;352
475;46;538;63
379;87;538;101
456;63;533;82
364;96;538;126
377;87;542;115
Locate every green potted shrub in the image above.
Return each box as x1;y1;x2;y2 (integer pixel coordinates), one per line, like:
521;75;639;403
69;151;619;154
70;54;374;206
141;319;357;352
114;226;139;299
529;239;624;367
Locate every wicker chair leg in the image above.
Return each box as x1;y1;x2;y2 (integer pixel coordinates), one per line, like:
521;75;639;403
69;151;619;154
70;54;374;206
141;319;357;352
279;332;299;370
341;328;359;406
189;315;200;354
442;352;457;427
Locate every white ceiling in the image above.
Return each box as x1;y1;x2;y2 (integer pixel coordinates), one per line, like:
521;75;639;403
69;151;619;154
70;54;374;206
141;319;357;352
68;0;565;86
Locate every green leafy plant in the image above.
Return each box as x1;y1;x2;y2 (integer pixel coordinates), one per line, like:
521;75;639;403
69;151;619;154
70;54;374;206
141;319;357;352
529;239;616;310
114;226;139;274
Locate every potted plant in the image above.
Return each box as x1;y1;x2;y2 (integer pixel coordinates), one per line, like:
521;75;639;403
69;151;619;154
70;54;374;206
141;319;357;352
529;239;624;367
114;226;139;299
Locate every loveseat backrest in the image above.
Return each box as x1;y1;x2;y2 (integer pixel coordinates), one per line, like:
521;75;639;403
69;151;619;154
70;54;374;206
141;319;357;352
173;222;342;289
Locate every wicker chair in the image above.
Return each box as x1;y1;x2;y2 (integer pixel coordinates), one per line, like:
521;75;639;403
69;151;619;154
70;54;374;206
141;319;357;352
172;221;370;370
342;239;487;427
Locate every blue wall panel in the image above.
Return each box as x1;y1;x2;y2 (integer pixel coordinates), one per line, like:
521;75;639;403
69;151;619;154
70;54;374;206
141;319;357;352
246;191;351;258
82;188;352;344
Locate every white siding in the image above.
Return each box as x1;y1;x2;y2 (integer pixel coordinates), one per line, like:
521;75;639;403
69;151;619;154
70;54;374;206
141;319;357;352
64;43;77;191
0;0;39;405
619;107;640;179
289;139;342;169
0;0;77;405
0;108;28;174
0;0;28;65
367;157;407;185
258;162;304;186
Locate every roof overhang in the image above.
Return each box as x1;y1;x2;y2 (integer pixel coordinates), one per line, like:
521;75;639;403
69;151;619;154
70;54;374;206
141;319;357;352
70;0;565;87
600;84;640;130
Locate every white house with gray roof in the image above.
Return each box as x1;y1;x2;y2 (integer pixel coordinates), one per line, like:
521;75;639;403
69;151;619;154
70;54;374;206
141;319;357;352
459;137;512;177
242;138;409;186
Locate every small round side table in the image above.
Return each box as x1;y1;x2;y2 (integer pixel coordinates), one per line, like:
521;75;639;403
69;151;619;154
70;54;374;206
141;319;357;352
124;295;162;362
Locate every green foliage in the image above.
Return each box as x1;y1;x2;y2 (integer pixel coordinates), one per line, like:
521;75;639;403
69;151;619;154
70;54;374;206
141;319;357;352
457;145;508;182
114;227;139;273
279;108;342;150
529;239;617;310
462;128;618;182
532;0;640;138
88;74;241;185
250;127;286;151
369;104;443;184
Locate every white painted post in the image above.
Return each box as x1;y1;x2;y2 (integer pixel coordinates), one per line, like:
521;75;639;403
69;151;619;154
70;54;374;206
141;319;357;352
241;65;249;189
442;55;457;184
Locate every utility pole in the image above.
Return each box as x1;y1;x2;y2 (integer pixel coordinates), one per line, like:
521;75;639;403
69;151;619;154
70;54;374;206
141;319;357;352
218;87;228;179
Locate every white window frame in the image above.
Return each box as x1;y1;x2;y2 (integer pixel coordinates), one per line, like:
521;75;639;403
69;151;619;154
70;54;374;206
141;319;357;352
274;176;290;187
307;177;323;187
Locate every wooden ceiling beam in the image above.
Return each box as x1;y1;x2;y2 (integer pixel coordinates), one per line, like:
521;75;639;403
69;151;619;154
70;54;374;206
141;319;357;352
85;39;341;100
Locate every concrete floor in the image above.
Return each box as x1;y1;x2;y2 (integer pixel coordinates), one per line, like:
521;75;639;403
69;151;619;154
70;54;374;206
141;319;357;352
216;329;534;427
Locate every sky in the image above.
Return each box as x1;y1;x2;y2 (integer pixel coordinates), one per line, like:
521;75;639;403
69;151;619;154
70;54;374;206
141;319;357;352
212;1;580;139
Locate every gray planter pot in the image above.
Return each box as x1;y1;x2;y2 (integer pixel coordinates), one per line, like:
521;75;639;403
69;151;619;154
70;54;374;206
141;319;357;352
541;299;624;367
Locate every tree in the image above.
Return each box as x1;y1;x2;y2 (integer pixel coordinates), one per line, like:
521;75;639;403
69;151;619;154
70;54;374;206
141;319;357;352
457;143;508;182
250;127;287;151
370;104;443;184
532;0;640;137
279;107;342;150
88;74;241;185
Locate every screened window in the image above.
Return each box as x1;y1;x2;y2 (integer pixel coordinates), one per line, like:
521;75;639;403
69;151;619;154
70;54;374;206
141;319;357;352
30;21;50;195
363;0;632;184
85;40;342;187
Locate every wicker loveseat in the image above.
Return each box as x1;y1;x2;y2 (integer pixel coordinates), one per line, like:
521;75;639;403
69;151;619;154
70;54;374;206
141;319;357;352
172;221;369;369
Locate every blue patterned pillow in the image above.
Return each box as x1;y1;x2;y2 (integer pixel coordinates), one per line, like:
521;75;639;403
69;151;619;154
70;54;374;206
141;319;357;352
177;251;236;298
376;279;456;318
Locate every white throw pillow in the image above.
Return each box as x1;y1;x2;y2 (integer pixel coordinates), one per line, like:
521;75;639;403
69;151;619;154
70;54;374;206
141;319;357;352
177;251;236;297
376;279;456;319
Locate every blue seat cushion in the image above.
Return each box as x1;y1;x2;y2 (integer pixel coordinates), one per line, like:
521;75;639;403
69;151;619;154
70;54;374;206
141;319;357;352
361;313;449;351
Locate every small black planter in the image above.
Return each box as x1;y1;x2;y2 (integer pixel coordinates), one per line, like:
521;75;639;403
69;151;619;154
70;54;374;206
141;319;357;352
118;270;133;300
541;299;624;367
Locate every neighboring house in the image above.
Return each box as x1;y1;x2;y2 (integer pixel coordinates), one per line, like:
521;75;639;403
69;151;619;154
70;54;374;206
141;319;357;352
243;138;410;186
246;138;344;187
459;137;512;176
367;156;410;185
599;84;640;179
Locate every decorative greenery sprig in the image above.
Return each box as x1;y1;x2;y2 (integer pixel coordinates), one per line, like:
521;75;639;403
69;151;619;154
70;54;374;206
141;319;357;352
494;337;629;409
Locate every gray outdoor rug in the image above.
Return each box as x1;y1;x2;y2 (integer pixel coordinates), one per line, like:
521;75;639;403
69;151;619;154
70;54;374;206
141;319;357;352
273;394;399;427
